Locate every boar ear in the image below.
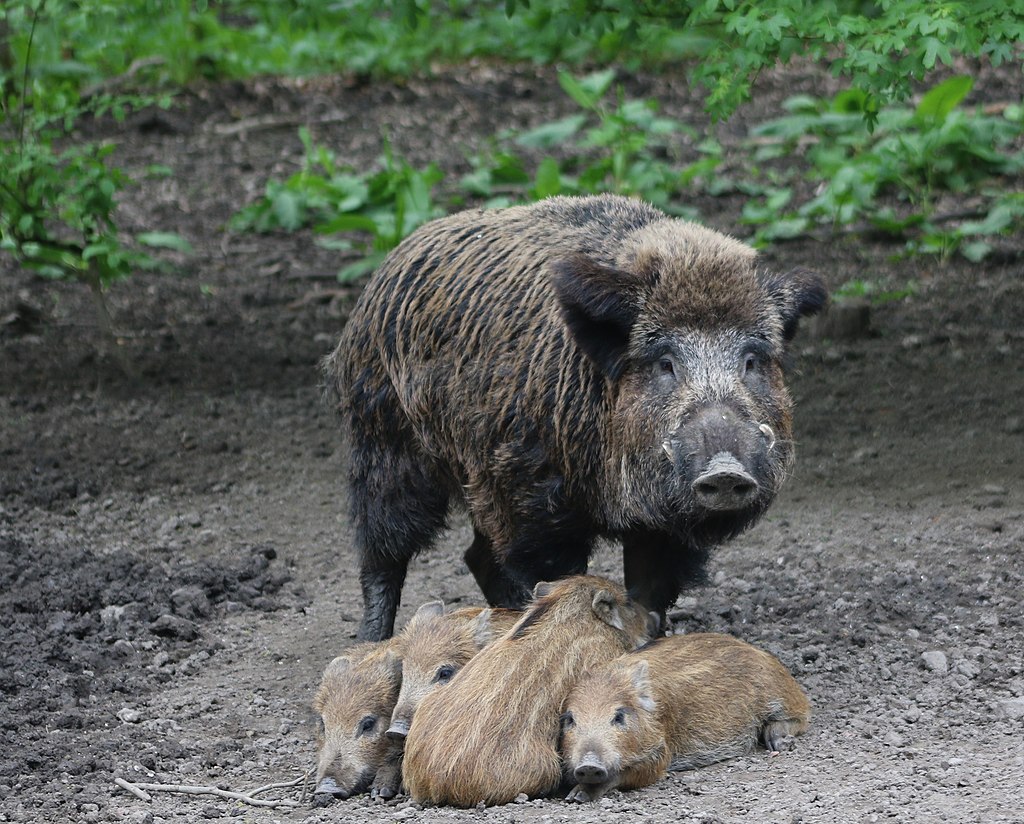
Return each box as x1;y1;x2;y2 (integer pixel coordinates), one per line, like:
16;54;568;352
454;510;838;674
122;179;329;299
472;608;493;648
761;267;828;342
533;581;555;600
414;600;445;620
551;253;641;381
627;660;656;713
592;589;626;632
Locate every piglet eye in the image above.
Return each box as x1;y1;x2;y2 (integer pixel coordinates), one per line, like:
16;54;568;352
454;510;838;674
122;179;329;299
435;665;456;683
357;715;377;736
560;712;575;729
612;708;627;726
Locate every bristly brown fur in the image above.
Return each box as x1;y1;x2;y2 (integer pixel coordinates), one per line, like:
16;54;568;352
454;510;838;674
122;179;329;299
402;575;651;807
312;638;402;798
327;194;827;641
561;632;811;801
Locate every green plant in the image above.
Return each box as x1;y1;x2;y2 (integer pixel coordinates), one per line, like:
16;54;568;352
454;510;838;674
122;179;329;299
1;1;189;357
514;69;702;214
503;1;1024;125
232;129;444;281
834;278;916;306
739;76;1024;258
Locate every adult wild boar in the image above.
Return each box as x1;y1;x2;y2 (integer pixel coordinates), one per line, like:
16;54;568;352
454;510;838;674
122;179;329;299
325;194;826;641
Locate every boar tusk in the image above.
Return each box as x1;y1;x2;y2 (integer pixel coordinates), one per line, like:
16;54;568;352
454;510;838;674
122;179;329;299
758;423;776;452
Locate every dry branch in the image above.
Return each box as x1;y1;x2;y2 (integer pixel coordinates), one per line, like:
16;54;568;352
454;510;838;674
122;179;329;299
113;777;302;808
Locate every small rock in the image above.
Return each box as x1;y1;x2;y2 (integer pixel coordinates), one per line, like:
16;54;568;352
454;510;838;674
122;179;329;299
171;586;211;620
392;809;415;821
883;730;905;747
312;792;335;808
921;651;948;674
150;614;200;641
903;706;921;723
998;697;1024;720
513;793;529;804
955;660;980;679
117;708;142;724
112;639;137;657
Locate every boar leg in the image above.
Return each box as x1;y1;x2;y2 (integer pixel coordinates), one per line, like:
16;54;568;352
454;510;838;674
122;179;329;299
352;434;450;641
622;529;710;624
497;524;594;604
464;528;533;608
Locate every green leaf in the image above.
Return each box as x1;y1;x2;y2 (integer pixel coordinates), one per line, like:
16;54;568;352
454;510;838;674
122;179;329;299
915;75;973;122
314;213;382;235
137;232;193;253
558;69;615;110
515;115;586;149
959;241;990;262
532;157;562;199
271;190;304;231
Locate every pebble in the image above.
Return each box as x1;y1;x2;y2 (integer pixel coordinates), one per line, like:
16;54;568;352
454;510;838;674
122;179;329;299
117;708;142;724
921;651;947;674
998;697;1024;720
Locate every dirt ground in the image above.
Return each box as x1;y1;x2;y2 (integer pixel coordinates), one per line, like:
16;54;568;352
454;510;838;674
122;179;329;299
1;62;1022;824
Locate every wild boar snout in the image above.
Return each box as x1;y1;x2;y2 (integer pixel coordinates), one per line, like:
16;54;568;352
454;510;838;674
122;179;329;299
573;753;609;785
672;403;770;512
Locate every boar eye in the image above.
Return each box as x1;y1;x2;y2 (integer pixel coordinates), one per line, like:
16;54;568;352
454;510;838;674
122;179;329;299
612;708;627;726
560;712;575;729
435;664;456;684
652;354;677;386
357;715;377;736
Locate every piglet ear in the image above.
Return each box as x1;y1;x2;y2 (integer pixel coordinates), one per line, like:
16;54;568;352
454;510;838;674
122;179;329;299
551;253;642;381
627;659;656;713
761;267;828;342
592;589;625;632
413;600;445;620
472;608;493;648
532;581;555;600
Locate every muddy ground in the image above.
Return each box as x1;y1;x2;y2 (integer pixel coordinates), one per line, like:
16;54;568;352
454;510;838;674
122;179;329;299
1;62;1022;824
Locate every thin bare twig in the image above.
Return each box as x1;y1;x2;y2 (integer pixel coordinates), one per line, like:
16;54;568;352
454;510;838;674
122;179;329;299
113;777;152;802
210;113;349;137
113;778;302;809
248;774;308;798
80;56;167;99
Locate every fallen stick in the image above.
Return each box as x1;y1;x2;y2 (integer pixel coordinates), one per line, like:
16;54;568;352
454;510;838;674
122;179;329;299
114;777;152;802
248;774;308;797
113;778;301;808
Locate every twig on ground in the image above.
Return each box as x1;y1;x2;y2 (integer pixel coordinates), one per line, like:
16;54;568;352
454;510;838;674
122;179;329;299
114;777;152;801
113;777;302;808
210;113;349;137
248;774;308;797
